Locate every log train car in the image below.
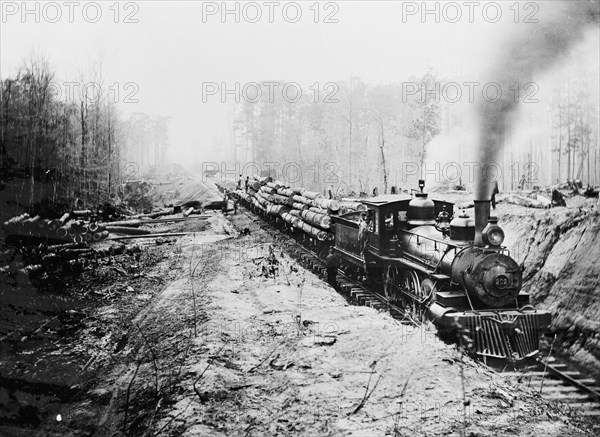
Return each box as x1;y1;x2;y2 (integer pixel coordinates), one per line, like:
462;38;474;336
230;179;552;361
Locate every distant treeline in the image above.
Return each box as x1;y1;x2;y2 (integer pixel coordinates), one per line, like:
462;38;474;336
231;73;441;195
0;58;171;210
231;69;599;194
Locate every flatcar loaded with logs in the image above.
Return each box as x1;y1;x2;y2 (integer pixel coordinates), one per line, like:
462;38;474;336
229;177;551;361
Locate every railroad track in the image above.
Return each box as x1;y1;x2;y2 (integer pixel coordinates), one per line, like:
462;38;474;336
239;208;419;326
503;359;600;416
283;231;417;324
224;186;600;415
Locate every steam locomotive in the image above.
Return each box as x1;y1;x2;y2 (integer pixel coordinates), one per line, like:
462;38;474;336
232;181;552;361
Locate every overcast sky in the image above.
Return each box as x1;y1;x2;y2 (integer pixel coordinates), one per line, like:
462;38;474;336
1;1;598;164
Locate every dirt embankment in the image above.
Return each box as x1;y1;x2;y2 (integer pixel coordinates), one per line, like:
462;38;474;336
499;199;600;375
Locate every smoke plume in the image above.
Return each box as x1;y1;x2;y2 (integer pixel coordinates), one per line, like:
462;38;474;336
475;0;599;200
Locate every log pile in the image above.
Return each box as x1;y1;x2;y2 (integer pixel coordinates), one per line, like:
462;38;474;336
0;242;133;281
2;213;110;244
2;207;206;245
500;192;552;209
232;177;366;242
1;210;200;281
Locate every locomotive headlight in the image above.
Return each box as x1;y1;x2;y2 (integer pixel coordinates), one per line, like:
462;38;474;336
487;228;505;246
482;217;505;246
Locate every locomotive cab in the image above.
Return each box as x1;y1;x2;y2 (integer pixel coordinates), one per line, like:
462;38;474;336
360;193;457;258
361;195;412;257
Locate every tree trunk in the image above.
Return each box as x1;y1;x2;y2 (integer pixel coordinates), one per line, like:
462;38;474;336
558;100;562;182
378;120;388;194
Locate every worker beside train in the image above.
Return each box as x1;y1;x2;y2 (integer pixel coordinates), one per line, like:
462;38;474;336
325;247;340;287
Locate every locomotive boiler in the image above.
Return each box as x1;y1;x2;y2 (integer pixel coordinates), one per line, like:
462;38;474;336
397;198;523;309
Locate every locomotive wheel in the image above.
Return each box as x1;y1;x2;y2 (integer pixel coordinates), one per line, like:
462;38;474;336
400;270;423;318
401;270;421;297
383;264;402;303
420;278;437;302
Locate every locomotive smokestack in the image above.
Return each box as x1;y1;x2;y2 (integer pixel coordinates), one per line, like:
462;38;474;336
474;200;490;246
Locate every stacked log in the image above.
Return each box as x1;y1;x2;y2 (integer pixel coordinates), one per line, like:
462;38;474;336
315;198;340;212
502;193;551;209
339;200;367;213
1;242;132;281
97;216;207;227
277;188;295;197
104;226;150;236
295;220;328;241
65;221;110;244
293;202;310;211
233;177;367;242
266;204;290;217
300;189;322;200
3;213;111;244
289;210;331;229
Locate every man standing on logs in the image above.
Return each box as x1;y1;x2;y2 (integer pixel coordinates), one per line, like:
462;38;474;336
325;247;339;287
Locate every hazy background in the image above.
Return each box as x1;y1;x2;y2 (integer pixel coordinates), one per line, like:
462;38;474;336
1;1;598;194
0;1;555;162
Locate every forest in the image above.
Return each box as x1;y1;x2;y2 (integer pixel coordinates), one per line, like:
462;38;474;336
0;58;171;212
230;68;599;196
1;58;598;210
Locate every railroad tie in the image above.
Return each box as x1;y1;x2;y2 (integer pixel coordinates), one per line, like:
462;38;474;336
339;282;354;292
363;298;375;307
368;300;386;310
573;404;600;416
541;391;595;402
350;288;367;304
